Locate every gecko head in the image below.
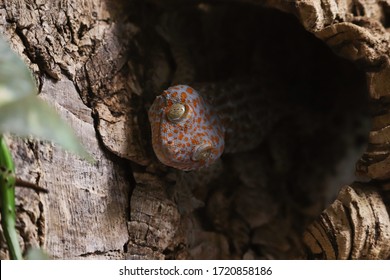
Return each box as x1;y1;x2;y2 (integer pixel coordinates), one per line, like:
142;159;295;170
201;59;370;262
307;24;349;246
148;85;225;171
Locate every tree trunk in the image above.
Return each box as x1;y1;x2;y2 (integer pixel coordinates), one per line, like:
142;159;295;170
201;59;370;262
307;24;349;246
0;0;389;260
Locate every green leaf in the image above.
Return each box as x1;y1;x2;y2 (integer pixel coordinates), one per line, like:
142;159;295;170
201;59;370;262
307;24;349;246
0;95;93;161
0;36;93;162
0;37;37;106
0;135;22;260
25;247;50;260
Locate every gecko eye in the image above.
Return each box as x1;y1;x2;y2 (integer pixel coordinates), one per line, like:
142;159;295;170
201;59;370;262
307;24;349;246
192;143;213;162
167;103;187;122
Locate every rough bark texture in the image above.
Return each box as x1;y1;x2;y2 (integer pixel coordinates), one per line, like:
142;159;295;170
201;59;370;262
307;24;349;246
0;0;389;259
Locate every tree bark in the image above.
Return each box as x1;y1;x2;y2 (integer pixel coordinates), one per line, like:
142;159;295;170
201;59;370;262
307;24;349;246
0;0;389;260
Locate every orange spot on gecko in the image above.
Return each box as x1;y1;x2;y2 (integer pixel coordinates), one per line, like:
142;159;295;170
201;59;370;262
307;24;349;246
181;92;187;103
186;87;193;94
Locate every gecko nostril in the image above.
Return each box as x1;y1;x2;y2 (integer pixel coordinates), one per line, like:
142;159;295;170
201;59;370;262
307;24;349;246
191;143;213;162
167;103;187;122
